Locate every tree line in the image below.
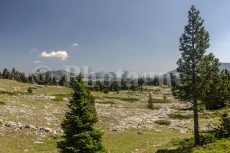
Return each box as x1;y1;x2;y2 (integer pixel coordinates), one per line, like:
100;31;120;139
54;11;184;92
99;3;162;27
0;68;171;91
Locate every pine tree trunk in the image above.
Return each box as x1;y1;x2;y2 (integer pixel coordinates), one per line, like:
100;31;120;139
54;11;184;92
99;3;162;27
193;99;200;145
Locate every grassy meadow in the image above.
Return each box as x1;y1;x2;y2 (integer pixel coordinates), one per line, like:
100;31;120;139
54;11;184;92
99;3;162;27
0;79;229;153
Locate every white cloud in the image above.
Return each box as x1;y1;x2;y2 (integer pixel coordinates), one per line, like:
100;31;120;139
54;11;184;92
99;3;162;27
73;43;79;46
41;51;68;61
33;60;42;64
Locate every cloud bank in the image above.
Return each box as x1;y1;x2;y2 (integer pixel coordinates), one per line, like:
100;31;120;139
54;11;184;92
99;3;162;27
41;51;68;60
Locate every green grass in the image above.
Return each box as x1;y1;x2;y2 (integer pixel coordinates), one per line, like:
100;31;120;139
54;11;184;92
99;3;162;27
103;128;191;153
103;96;139;102
193;139;230;153
96;101;116;105
168;113;193;120
0;129;59;153
2;79;229;153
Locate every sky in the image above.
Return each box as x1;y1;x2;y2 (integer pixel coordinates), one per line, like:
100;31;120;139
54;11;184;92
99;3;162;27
0;0;230;74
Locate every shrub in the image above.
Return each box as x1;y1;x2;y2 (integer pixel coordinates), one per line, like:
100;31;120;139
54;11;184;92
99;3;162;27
214;113;230;138
154;120;171;126
199;133;216;145
27;87;33;94
163;94;167;100
104;89;109;94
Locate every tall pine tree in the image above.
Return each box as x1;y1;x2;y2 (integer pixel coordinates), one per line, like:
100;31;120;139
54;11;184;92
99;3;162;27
57;75;106;153
176;5;210;145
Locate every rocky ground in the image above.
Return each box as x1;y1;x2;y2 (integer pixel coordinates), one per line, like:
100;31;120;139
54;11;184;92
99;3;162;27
0;80;218;153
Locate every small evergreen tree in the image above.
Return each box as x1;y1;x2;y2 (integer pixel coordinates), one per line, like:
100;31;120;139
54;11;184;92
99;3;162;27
138;78;144;91
130;80;137;91
147;93;154;109
11;67;16;80
59;75;67;86
27;87;33;94
2;68;9;79
45;72;52;85
162;74;168;86
28;75;34;84
20;73;28;83
57;75;106;153
52;77;57;85
38;74;44;84
153;77;160;86
215;113;230;138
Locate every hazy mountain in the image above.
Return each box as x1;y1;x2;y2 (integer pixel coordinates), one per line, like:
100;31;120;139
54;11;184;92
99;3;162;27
219;63;230;71
33;70;75;80
165;63;230;77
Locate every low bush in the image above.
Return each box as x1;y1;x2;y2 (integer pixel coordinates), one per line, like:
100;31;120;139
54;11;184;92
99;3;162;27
97;101;116;105
154;120;171;126
199;133;216;145
0;101;6;105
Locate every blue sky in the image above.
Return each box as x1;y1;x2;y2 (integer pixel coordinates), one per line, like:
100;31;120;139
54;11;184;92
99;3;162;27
0;0;230;74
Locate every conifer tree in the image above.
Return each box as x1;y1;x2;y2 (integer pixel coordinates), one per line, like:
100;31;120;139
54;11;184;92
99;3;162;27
198;53;223;109
45;72;52;85
153;77;160;86
59;75;67;86
176;5;210;145
11;67;16;80
2;68;9;79
38;74;44;84
147;93;154;109
138;77;144;91
28;75;34;84
52;77;57;85
57;75;106;153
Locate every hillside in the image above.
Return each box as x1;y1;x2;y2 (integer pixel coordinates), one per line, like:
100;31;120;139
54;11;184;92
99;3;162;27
0;79;229;153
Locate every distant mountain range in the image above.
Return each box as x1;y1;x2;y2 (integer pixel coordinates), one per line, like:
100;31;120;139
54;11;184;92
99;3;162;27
164;62;230;77
36;63;230;81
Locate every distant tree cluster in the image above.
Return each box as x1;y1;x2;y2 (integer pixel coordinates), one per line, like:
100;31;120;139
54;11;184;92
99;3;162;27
0;68;27;83
0;68;69;87
86;77;161;93
28;72;60;86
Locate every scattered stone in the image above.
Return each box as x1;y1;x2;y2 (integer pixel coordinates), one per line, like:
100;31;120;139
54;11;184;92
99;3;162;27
2;120;60;135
